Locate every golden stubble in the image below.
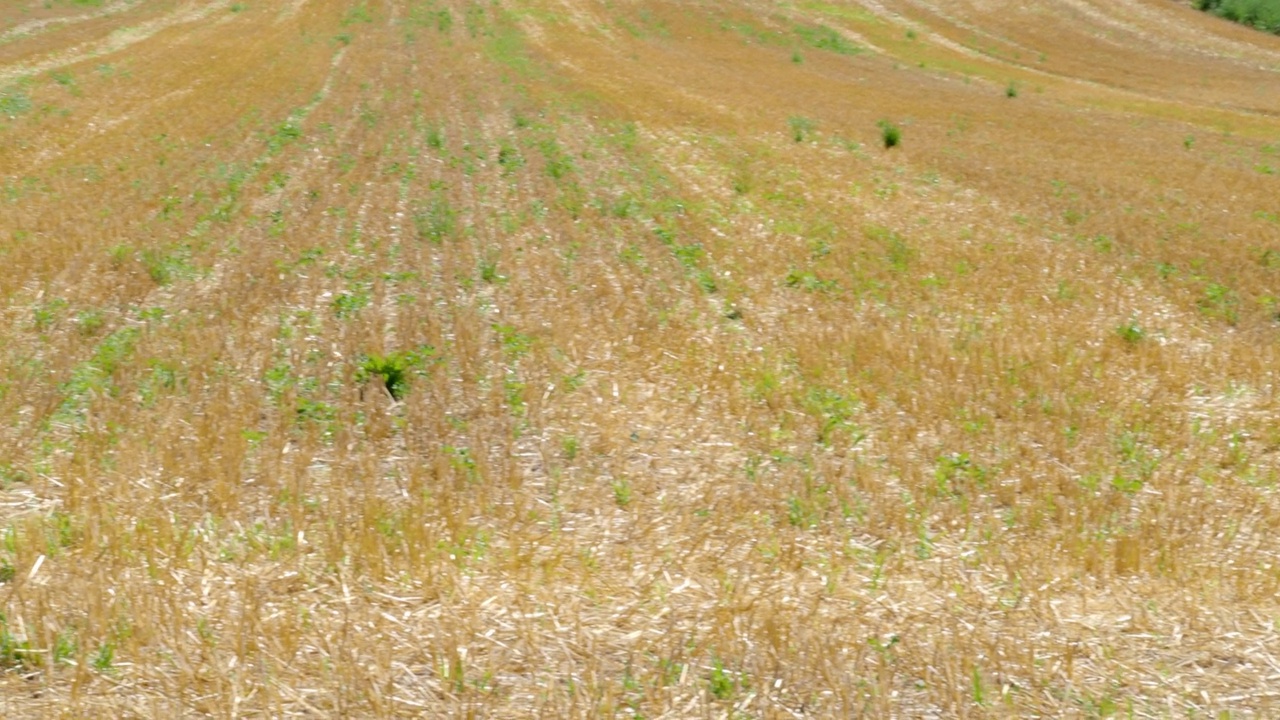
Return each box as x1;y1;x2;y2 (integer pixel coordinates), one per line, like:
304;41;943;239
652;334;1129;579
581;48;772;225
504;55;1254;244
1;0;1279;715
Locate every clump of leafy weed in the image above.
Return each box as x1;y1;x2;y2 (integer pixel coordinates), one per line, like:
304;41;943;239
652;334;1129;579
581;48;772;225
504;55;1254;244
356;346;437;401
878;119;901;148
425;125;445;150
91;642;115;672
707;657;740;700
497;140;523;173
612;479;633;508
695;270;718;294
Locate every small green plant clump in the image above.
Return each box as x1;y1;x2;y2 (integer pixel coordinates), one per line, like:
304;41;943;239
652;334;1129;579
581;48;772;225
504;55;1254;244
1005;81;1019;98
1115;319;1146;344
707;657;740;700
788;115;815;143
357;345;436;401
1198;282;1240;325
877;119;901;149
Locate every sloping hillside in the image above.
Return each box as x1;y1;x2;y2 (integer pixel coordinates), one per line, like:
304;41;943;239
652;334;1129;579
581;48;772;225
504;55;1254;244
1;0;1279;715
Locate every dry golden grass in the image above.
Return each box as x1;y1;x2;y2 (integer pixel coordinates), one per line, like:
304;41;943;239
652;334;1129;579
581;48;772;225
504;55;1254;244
2;0;1280;716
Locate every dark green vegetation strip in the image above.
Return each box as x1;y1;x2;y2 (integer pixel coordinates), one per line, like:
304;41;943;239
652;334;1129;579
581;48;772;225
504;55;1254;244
1197;0;1280;34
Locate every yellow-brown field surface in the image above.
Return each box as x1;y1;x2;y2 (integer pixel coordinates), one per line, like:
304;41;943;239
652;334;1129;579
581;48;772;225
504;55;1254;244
1;0;1280;716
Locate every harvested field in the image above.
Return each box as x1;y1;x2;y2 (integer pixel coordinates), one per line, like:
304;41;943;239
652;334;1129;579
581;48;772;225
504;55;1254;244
2;0;1280;716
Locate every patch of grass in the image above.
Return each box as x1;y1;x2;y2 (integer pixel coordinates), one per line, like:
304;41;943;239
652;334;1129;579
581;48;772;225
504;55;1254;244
332;287;371;319
75;309;105;336
342;3;374;26
0;85;32;119
785;268;838;292
139;246;199;286
794;24;862;55
52;327;141;426
867;225;914;271
803;386;863;445
413;191;457;243
266;121;303;154
487;21;535;77
0;615;34;669
788;115;816;142
32;297;68;330
537;137;575;180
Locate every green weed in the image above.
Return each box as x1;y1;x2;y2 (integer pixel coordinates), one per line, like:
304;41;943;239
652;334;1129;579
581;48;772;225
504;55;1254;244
357;346;437;401
707;657;738;700
878;119;901;148
1115;319;1145;344
612;479;633;508
1199;282;1239;325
